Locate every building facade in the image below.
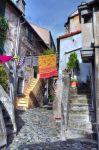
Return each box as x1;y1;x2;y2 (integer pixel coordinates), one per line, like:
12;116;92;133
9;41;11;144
57;10;91;82
78;0;99;147
0;0;56;110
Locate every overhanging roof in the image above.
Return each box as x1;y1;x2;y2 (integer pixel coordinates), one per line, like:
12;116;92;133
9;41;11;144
58;30;81;40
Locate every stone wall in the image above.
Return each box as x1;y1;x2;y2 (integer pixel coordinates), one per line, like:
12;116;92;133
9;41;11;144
33;78;45;106
4;2;19;56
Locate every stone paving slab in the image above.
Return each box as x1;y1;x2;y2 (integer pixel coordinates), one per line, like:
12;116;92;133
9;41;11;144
6;108;97;150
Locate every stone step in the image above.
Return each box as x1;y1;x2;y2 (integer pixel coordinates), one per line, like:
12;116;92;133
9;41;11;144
70;105;93;111
70;94;91;98
17;101;28;105
65;128;94;139
69;100;91;105
69;109;90;115
17;103;28;107
16;106;28;111
68;121;92;129
69;114;90;121
70;104;92;107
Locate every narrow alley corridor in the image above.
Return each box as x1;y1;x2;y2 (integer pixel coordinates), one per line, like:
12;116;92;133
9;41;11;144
7;106;97;150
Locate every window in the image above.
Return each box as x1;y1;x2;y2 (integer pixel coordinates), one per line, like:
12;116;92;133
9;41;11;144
26;28;33;43
84;14;92;24
17;78;24;95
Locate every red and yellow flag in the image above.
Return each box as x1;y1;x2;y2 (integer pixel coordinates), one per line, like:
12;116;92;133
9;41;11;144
39;54;57;78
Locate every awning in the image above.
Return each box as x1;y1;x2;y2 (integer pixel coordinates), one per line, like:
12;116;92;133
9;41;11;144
80;48;94;63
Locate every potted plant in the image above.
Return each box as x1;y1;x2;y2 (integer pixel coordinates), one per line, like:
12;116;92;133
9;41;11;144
67;52;80;87
70;78;78;87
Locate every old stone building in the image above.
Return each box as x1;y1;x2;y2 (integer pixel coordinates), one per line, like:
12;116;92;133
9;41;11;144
78;0;99;147
0;0;55;110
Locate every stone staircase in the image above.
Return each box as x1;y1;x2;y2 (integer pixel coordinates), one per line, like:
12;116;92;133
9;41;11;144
16;78;38;110
66;84;96;142
16;78;44;110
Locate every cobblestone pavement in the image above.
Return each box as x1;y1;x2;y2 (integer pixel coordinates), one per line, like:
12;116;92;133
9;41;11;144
7;107;97;150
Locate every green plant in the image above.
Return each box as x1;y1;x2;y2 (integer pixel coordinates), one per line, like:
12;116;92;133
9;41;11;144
0;63;8;91
70;78;77;82
48;95;54;102
67;52;79;78
0;16;8;46
42;48;56;55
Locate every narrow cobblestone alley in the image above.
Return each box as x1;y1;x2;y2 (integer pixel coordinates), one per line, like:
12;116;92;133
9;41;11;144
7;107;97;150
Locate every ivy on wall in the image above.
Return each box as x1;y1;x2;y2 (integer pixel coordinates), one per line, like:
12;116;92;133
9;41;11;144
0;16;8;51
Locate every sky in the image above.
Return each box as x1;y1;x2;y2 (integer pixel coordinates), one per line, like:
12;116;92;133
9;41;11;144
13;0;86;44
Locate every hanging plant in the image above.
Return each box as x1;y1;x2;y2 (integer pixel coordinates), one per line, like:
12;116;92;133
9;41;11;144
0;16;8;41
0;63;8;91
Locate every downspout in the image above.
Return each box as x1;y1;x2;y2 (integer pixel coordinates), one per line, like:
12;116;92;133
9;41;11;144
13;15;25;100
13;16;21;100
91;7;95;110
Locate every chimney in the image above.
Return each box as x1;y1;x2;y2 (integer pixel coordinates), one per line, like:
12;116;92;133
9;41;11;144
16;0;26;14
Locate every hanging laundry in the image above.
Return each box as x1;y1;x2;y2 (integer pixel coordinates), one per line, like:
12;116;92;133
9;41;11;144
0;55;12;64
18;57;25;66
18;50;26;66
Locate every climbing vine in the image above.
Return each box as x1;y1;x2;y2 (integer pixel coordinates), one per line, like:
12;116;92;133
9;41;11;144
0;16;8;42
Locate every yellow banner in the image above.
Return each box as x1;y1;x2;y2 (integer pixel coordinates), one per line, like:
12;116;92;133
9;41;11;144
39;54;57;78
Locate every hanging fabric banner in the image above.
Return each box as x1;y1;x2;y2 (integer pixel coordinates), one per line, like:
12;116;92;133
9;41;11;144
39;54;57;78
0;55;12;64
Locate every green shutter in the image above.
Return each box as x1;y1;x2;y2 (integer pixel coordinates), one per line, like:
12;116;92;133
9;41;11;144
0;46;6;54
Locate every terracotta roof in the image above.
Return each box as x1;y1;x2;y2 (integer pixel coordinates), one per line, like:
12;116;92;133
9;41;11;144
31;24;50;47
58;30;81;40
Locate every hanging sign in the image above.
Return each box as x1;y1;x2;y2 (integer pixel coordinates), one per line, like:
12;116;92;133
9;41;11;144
39;54;57;78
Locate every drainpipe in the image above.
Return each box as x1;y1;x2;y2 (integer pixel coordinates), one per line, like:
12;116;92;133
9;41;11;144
91;7;95;110
13;15;25;100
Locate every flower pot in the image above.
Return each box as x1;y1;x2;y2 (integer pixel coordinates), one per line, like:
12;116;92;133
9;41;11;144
70;81;77;87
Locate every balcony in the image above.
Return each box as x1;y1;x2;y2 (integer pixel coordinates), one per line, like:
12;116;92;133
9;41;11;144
80;48;94;63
